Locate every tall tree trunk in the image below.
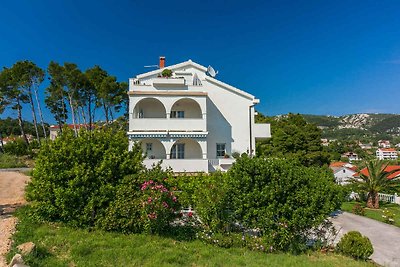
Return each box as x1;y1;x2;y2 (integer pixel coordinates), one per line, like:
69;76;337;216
374;192;379;209
34;85;47;139
28;89;40;144
80;107;88;129
367;191;379;209
0;132;4;153
16;98;29;145
68;94;77;135
103;103;109;124
109;109;114;122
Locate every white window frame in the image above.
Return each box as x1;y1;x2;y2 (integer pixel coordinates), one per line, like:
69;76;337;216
171;143;185;159
216;143;226;158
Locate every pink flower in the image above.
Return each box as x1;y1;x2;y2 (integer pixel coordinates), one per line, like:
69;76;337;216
162;201;169;208
188;212;193;217
147;197;152;203
172;196;177;202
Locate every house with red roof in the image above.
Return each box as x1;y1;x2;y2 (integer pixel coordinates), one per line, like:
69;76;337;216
329;162;357;185
353;165;400;181
49;124;90;140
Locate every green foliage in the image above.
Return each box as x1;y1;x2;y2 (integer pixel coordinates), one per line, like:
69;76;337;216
99;166;179;234
352;204;365;216
0;117;48;137
226;156;343;252
26;128;144;227
0;153;26;168
352;160;400;209
161;69;173;77
10;206;374;267
174;173;230;232
336;231;373;260
381;208;395;224
256;113;329;167
2;138;40;156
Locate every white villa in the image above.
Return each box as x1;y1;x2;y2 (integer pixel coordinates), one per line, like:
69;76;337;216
376;148;398;160
127;57;271;173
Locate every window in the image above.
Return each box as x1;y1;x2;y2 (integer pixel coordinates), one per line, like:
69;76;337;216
171;143;185;159
146;143;152;152
171;111;185;118
216;143;226;157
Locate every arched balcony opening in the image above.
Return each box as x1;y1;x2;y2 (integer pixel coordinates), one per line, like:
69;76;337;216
133;98;166;118
140;138;166;159
170;98;202;119
170;138;202;159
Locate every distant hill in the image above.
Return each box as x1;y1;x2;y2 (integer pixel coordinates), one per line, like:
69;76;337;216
299;113;400;142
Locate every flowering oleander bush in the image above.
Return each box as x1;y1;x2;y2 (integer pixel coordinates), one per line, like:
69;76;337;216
140;179;180;233
382;208;395;224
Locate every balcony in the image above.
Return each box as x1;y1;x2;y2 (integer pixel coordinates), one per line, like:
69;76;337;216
130;118;206;132
152;77;186;87
143;159;209;173
254;123;271;140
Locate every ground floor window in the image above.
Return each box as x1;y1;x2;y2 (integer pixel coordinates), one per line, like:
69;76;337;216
216;143;226;157
171;143;185;159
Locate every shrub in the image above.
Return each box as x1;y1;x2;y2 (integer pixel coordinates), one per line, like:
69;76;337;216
173;172;230;232
226;156;343;253
352;203;365;216
336;231;373;260
161;69;172;77
26;128;144;227
0;153;26;168
382;208;395;224
98;165;179;234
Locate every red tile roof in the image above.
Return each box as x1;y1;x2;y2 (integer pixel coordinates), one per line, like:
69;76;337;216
330;162;347;168
378;148;397;152
354;165;400;179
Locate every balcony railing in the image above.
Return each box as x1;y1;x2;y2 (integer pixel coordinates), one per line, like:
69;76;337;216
143;159;209;172
130;118;206;132
254;123;271;139
152;77;186;86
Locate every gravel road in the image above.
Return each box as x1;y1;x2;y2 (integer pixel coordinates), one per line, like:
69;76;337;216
0;171;29;267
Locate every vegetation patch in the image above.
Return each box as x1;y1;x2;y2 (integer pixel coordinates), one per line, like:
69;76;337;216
9;206;375;267
342;201;400;227
0;153;27;168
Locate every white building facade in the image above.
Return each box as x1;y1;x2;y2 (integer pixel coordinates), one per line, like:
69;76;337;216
376;148;398;160
128;58;271;173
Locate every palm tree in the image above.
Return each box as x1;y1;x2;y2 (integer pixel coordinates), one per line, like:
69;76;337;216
352;160;400;209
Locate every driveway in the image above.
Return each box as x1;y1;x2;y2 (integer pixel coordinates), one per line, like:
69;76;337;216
0;171;29;267
331;211;400;267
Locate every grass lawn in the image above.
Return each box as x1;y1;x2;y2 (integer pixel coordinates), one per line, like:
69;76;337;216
342;201;400;227
8;207;375;267
0;153;27;168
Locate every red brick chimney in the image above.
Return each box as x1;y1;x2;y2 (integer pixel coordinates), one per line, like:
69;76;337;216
159;56;165;69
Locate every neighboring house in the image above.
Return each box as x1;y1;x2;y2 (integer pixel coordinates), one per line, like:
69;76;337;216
354;165;400;180
127;57;271;173
0;136;17;146
358;142;372;150
341;152;360;162
321;138;329;146
378;140;391;148
330;162;357;185
49;124;90;140
376;148;398;160
395;143;400;148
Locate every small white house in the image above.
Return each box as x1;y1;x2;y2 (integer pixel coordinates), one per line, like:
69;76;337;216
127;57;271;173
376;148;398;160
378;140;391;148
329;162;357;185
341;152;360;162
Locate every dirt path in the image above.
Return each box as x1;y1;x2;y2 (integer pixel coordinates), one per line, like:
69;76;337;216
0;171;30;267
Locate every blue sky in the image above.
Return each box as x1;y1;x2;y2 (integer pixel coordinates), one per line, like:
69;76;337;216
1;0;400;123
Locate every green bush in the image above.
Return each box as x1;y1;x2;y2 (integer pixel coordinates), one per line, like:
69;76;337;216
2;138;40;157
175;172;230;232
161;69;172;77
336;231;373;260
98;165;180;234
352;204;365;216
226;156;343;253
0;153;26;168
26;128;144;227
